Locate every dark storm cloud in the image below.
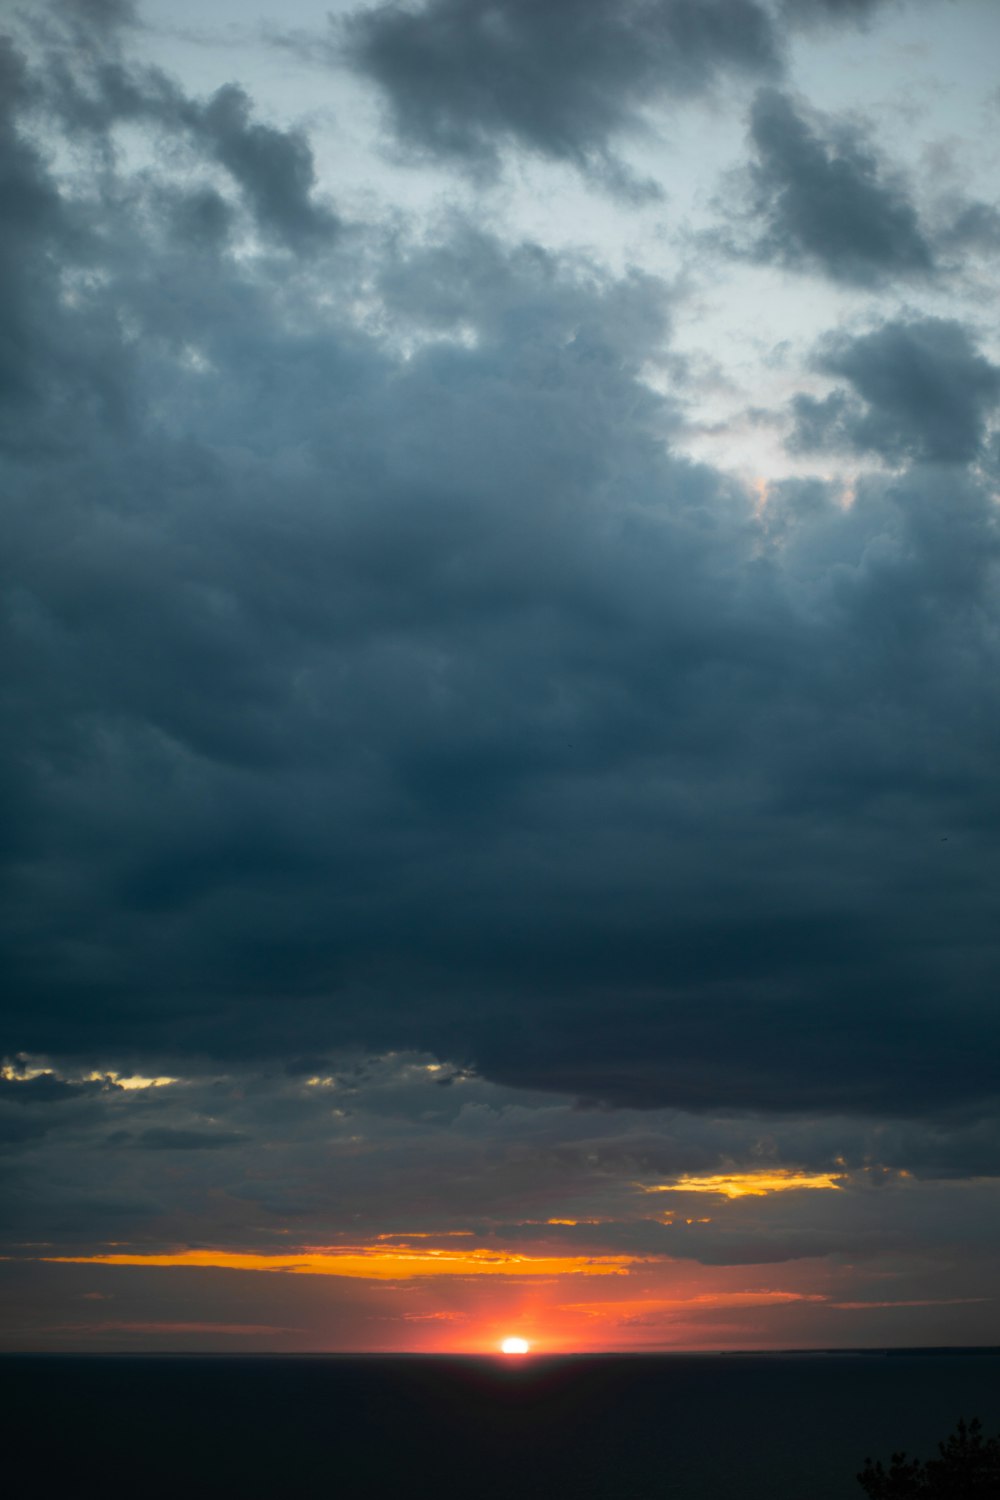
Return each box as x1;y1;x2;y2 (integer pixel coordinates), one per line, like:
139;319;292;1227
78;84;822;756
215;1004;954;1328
790;318;1000;464
127;1126;248;1150
780;0;901;22
343;0;780;176
195;85;338;247
340;0;927;185
65;0;136;27
3;13;1000;1152
0;1071;93;1106
27;7;335;250
744;87;934;283
47;0;138;43
0;37;74;410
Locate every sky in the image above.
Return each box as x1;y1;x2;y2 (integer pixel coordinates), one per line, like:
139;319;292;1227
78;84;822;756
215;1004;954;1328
1;0;999;1354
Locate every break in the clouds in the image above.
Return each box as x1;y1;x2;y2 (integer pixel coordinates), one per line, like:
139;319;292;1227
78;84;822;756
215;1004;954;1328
2;0;999;1351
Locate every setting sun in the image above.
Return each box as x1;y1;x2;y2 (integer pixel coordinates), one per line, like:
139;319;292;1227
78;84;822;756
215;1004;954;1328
500;1337;530;1355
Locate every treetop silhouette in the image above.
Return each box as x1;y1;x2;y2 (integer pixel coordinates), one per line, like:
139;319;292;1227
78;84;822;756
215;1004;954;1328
858;1416;1000;1498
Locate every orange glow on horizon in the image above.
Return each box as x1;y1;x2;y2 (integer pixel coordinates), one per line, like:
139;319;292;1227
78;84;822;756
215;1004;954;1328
29;1246;638;1280
500;1336;531;1354
15;1241;853;1354
559;1290;828;1320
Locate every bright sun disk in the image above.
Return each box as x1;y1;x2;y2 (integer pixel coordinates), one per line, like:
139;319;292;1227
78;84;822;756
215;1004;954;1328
500;1336;530;1354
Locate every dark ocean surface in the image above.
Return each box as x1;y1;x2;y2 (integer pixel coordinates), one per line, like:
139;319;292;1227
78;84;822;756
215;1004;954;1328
4;1351;1000;1499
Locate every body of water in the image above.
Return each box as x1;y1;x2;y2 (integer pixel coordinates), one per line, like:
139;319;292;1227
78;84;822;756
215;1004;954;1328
5;1350;999;1498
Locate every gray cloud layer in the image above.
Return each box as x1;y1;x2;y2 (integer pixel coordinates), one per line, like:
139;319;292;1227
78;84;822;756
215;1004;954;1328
4;1049;999;1276
2;3;1000;1161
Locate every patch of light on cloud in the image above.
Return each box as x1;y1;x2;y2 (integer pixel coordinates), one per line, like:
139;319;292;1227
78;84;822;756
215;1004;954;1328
637;1170;847;1199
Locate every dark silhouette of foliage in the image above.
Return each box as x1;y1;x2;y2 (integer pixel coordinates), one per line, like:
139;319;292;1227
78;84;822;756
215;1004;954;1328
858;1417;1000;1498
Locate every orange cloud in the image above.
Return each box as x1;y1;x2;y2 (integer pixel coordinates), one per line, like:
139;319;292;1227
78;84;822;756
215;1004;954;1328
375;1231;476;1240
638;1170;844;1199
545;1218;611;1226
31;1246;637;1280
